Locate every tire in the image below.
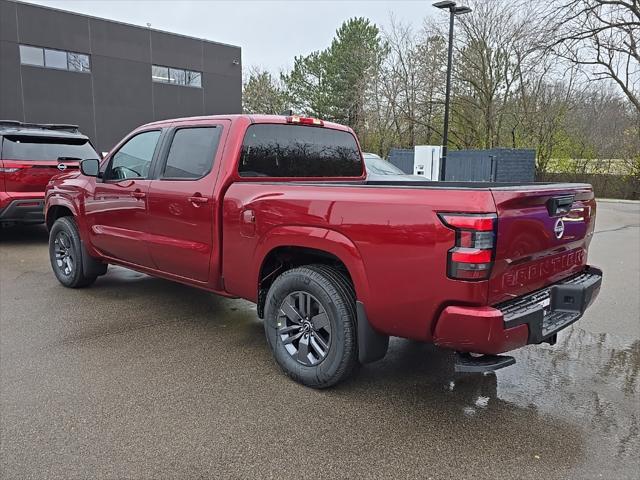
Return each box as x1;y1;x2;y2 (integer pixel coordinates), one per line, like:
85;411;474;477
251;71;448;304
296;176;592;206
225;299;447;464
49;216;98;288
264;265;358;388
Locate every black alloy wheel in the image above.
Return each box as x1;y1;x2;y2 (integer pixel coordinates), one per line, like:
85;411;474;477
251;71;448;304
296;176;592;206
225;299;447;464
53;230;75;277
264;265;358;388
48;216;100;288
278;291;332;366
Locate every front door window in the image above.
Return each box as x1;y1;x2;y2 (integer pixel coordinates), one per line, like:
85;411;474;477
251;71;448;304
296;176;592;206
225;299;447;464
106;130;160;181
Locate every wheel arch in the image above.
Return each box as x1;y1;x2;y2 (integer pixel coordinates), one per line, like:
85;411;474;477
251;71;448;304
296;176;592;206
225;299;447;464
253;226;369;318
45;200;77;231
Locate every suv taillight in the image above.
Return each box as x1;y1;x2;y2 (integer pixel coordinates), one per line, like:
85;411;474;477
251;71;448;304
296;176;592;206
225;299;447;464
439;213;497;281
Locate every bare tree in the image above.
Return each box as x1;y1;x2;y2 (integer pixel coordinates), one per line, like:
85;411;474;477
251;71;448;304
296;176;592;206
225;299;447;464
449;0;549;148
546;0;640;112
370;18;447;152
378;18;422;148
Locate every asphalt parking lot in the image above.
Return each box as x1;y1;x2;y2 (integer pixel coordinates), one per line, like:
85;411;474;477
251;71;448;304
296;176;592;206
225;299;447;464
1;201;638;479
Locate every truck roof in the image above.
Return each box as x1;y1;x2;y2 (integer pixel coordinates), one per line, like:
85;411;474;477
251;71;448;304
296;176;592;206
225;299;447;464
138;114;352;132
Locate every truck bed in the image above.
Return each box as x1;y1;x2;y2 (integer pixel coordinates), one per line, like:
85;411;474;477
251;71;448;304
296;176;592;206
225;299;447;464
222;179;596;340
363;180;592;190
254;180;592;190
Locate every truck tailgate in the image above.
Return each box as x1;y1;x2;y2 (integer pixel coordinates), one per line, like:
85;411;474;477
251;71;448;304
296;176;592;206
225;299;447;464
488;183;596;305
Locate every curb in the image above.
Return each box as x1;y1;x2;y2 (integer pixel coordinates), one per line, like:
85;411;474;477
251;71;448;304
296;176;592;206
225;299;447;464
596;198;640;204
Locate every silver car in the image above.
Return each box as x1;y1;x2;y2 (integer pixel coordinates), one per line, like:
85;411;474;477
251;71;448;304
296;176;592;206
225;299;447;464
362;153;424;181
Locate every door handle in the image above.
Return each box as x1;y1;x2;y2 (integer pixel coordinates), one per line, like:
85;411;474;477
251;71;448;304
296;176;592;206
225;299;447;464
131;190;146;199
188;195;209;205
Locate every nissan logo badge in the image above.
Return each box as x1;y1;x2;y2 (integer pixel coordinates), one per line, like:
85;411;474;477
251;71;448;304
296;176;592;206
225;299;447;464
57;163;67;171
554;218;565;239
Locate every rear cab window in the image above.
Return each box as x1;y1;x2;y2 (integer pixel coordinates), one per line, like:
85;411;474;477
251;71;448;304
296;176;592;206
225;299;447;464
238;124;363;178
1;135;98;161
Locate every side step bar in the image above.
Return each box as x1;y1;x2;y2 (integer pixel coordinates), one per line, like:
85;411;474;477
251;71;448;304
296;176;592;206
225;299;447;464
454;352;515;373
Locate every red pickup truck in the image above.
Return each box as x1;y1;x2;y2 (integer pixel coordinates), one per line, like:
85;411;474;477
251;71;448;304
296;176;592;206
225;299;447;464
44;115;602;388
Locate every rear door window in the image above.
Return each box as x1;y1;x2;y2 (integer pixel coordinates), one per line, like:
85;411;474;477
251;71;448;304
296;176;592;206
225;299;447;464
1;135;98;161
239;124;362;178
162;127;221;179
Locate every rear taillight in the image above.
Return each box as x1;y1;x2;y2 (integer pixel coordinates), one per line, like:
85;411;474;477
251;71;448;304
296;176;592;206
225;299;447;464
439;213;497;281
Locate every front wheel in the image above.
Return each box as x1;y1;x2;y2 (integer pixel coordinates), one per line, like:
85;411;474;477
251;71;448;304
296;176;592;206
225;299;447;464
49;217;98;288
264;265;358;388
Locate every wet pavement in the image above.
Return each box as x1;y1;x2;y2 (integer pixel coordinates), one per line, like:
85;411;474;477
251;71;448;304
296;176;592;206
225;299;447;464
1;201;638;479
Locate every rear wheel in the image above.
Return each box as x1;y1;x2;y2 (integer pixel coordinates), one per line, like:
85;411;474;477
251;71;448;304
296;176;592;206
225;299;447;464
264;265;358;388
49;217;98;288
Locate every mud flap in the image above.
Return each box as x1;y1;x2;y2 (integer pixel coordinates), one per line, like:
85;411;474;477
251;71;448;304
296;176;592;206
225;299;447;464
356;301;389;364
81;240;107;277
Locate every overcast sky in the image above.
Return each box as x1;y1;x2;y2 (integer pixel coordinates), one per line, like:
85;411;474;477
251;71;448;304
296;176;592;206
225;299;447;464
23;0;443;73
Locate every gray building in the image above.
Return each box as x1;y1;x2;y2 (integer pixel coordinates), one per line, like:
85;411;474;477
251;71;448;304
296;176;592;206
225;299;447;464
0;0;242;152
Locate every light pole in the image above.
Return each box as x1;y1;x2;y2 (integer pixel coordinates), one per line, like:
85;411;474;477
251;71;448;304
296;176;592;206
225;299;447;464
433;1;471;181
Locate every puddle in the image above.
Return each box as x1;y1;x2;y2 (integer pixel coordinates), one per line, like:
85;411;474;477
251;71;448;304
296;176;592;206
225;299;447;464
496;326;639;462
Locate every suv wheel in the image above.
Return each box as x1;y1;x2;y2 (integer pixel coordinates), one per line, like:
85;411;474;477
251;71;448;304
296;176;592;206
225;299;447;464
264;265;358;388
49;217;98;288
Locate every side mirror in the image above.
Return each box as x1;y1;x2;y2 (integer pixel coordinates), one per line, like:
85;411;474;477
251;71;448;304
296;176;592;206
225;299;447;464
80;158;100;177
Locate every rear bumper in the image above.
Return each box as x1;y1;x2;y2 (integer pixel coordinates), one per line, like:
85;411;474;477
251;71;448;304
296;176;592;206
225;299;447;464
0;198;45;224
433;266;603;355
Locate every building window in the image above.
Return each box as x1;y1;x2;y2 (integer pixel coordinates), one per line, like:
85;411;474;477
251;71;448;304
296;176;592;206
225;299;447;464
169;68;186;85
19;45;44;66
68;52;91;72
44;49;67;69
152;64;202;88
186;70;202;88
152;65;169;83
19;44;90;72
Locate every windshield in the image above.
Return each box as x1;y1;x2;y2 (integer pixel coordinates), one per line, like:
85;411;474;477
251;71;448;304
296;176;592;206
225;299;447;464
1;135;98;161
364;154;405;175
